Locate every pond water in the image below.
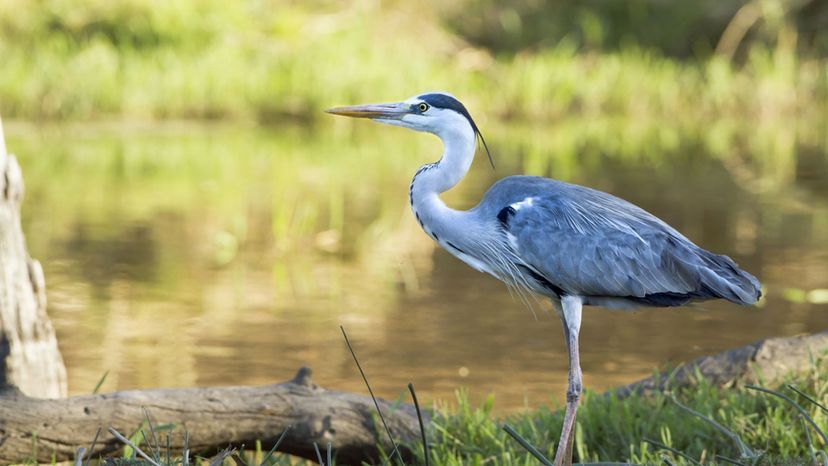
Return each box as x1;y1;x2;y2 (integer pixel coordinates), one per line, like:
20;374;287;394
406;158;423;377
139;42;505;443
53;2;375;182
6;118;828;413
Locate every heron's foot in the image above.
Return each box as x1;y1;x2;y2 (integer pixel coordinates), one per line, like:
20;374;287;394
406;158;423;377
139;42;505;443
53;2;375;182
552;431;574;466
552;396;579;466
552;450;572;466
552;450;571;466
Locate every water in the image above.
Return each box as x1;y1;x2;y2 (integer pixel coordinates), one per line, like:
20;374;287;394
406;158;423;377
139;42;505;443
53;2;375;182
6;119;828;412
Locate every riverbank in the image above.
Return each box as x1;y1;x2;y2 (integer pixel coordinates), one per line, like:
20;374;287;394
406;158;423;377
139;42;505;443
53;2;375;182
429;334;828;465
4;330;825;465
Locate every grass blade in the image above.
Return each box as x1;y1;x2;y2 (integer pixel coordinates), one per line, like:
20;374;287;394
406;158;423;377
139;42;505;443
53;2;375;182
313;442;325;466
327;442;332;466
108;427;161;466
83;427;101;466
643;439;702;466
502;423;553;466
668;393;755;458
408;383;430;466
801;417;819;466
715;455;748;466
746;385;828;445
260;427;291;466
183;431;190;466
574;463;639;466
787;384;828;414
340;326;402;464
209;447;237;466
143;408;161;462
31;431;37;462
73;447;86;466
140;431;153;462
92;371;109;395
231;450;248;466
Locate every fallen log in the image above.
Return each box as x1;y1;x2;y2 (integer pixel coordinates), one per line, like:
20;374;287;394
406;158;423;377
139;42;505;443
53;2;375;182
613;330;828;398
0;367;422;465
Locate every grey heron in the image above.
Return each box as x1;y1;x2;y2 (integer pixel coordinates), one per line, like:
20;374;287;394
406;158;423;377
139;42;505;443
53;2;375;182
327;92;761;466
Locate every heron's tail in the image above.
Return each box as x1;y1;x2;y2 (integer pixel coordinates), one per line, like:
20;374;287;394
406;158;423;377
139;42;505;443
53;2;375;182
697;250;762;305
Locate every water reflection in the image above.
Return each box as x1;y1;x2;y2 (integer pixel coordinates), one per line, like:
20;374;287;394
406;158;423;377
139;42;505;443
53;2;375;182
6;119;828;412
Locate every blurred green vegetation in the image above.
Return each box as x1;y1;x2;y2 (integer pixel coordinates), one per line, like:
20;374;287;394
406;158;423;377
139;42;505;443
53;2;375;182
0;0;825;122
442;0;828;57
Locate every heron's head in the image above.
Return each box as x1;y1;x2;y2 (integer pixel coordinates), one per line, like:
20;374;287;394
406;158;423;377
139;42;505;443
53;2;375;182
327;92;493;167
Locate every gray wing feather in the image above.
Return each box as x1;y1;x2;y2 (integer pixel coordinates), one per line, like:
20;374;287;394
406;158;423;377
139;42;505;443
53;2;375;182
480;176;761;306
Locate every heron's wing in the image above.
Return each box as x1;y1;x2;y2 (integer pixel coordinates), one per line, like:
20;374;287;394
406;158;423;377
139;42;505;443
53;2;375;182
493;178;759;305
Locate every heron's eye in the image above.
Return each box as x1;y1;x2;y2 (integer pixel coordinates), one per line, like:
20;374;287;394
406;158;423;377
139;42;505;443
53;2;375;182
418;103;429;112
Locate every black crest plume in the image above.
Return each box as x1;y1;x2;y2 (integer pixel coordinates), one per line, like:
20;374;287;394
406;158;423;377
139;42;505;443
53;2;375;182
418;93;495;169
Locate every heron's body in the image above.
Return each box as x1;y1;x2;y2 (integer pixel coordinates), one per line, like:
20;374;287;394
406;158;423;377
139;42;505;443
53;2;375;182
328;92;761;465
415;174;760;309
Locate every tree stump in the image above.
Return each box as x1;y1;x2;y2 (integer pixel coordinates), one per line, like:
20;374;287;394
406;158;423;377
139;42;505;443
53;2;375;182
0;117;67;398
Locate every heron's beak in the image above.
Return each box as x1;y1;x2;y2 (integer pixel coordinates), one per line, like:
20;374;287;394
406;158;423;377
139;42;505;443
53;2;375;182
325;102;408;120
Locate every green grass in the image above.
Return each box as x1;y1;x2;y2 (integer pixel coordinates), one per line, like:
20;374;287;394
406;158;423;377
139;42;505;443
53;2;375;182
428;373;828;465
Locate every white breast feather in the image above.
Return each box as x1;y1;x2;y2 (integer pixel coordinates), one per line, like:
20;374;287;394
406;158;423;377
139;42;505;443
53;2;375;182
440;240;494;274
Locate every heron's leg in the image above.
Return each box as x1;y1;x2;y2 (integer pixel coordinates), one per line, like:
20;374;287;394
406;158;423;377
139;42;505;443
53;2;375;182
552;296;583;466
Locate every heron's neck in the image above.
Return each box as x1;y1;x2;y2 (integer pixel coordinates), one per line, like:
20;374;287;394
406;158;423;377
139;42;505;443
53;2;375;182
409;126;476;238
